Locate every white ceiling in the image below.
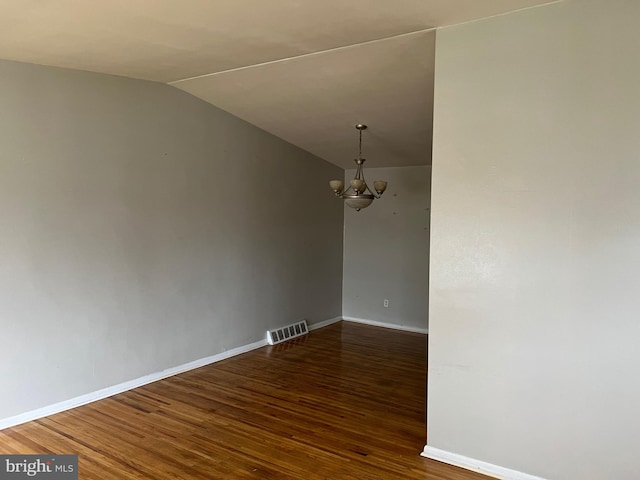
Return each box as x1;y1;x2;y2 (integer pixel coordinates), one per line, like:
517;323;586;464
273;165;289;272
0;0;557;168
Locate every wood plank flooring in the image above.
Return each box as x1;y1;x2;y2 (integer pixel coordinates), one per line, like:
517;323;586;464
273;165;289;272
0;321;491;479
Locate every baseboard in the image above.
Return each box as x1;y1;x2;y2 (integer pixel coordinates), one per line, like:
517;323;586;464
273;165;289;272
0;338;267;431
0;315;347;431
421;446;548;480
308;316;342;331
342;316;428;334
0;315;408;431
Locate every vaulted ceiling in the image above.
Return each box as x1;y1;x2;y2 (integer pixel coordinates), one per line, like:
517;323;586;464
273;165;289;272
0;0;557;168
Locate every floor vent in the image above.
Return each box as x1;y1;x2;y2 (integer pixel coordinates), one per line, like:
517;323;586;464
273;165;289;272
266;320;308;345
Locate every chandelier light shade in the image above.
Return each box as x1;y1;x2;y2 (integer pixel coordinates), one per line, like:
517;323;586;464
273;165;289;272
329;124;387;211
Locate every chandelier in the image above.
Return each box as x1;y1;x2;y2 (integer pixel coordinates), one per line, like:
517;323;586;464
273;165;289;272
329;124;387;211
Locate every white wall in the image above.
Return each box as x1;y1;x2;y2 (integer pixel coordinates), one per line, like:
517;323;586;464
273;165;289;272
427;1;640;479
0;59;344;422
343;166;430;331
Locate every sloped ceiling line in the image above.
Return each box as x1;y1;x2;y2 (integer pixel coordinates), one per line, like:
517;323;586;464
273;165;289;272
0;0;559;168
169;28;436;85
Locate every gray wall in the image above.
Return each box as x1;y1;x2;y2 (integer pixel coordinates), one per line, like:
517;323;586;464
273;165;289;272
343;166;430;330
0;59;344;421
428;0;640;479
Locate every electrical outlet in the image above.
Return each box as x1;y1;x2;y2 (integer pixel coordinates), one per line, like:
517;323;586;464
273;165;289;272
383;299;389;308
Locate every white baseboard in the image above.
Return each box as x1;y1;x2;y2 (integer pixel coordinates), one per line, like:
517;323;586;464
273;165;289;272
308;316;342;331
0;338;267;431
421;446;548;480
0;315;414;431
343;316;428;334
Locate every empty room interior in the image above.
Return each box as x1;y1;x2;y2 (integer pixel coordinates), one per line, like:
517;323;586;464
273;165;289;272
1;0;639;479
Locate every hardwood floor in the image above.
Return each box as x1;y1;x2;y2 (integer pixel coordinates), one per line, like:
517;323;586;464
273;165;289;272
0;321;491;479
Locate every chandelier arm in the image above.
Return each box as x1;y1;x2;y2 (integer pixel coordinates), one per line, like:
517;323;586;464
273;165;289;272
363;186;379;198
359;168;382;199
364;186;382;199
340;185;355;197
339;190;380;199
358;167;376;197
